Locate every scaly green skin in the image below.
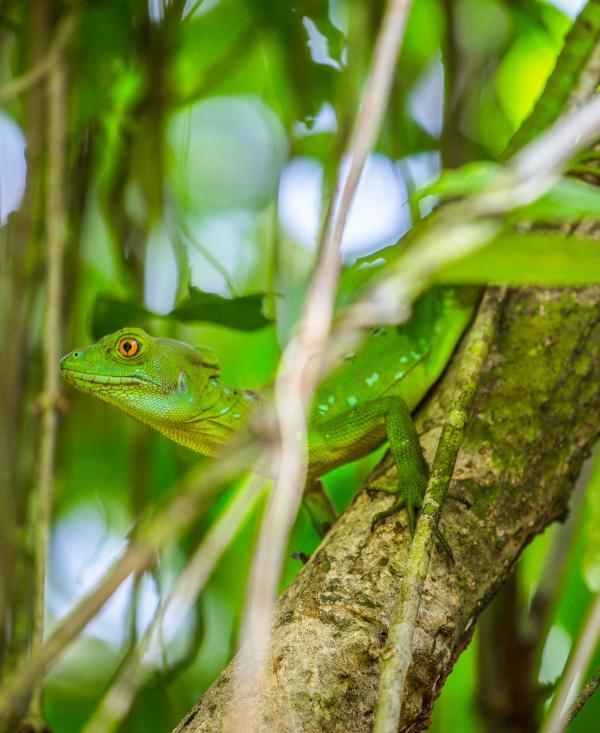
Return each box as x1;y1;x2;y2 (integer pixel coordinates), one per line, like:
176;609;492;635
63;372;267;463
60;286;479;534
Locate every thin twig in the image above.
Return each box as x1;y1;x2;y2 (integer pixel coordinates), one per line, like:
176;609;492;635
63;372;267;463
540;592;600;733
0;16;73;105
564;665;600;728
183;0;206;19
176;25;256;108
373;287;504;733
23;45;69;732
175;215;239;297
0;441;255;725
342;93;600;331
227;1;415;728
527;462;590;655
81;477;267;733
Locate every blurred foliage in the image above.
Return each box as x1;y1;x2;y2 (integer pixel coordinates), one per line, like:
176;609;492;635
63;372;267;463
583;454;600;592
1;0;600;731
91;288;272;339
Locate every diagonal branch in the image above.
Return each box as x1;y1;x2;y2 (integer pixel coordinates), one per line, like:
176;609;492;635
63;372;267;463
81;478;267;733
173;285;600;733
564;665;600;728
541;591;600;733
373;287;505;732
0;16;73;105
231;1;416;727
0;442;255;726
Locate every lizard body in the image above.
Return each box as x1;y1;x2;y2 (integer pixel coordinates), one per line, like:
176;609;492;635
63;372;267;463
60;285;479;533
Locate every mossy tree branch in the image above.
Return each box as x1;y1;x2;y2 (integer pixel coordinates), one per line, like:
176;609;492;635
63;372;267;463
373;287;505;733
173;285;600;732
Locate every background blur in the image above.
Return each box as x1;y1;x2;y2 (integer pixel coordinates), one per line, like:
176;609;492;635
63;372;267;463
1;0;599;731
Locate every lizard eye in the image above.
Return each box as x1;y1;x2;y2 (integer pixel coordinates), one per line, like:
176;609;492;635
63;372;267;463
118;337;140;358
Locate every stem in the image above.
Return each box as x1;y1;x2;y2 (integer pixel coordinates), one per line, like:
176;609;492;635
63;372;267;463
0;443;254;726
340;92;600;332
540;592;600;733
24;46;68;731
228;1;415;728
502;0;600;159
0;0;50;683
373;287;504;733
0;16;72;104
81;477;266;733
564;665;600;727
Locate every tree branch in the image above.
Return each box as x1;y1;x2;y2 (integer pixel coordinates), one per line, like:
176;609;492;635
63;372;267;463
233;2;416;726
81;477;267;733
173;284;600;732
373;287;504;732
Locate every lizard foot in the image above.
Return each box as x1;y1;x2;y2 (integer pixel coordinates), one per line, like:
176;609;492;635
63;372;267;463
368;482;423;535
369;483;455;564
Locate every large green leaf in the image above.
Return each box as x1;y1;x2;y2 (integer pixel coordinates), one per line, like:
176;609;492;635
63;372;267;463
170;288;272;330
434;231;600;285
417;161;503;199
421;166;600;225
91;288;272;340
513;178;600;222
91;297;151;340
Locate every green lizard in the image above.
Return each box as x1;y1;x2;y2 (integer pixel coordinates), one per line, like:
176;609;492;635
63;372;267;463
59;285;478;535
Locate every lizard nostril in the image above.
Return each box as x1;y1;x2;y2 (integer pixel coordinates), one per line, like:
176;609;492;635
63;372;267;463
60;351;83;366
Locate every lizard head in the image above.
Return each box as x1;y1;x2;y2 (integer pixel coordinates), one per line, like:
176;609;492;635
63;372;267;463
59;327;221;429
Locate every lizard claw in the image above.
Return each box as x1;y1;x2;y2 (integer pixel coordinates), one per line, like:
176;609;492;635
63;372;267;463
370;496;406;531
369;485;422;533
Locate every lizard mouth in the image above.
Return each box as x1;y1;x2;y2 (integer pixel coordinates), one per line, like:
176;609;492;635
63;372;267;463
60;364;163;390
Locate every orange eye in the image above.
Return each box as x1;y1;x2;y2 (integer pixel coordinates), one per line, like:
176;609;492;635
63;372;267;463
118;337;140;358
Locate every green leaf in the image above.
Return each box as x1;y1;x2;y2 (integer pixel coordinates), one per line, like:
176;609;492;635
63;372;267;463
91;288;271;340
336;244;398;309
418;161;503;200
582;451;600;592
91;297;151;340
421;165;600;225
171;287;271;330
434;231;600;285
513;178;600;222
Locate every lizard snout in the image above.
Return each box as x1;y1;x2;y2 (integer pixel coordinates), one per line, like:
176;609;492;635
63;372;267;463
59;350;85;370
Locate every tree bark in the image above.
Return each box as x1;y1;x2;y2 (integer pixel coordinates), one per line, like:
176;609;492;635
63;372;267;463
173;285;600;733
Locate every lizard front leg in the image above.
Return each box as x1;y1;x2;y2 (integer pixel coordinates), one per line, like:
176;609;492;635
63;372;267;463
308;396;429;535
366;396;429;534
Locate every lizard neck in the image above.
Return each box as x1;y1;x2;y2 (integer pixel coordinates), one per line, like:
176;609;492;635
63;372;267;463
156;378;259;456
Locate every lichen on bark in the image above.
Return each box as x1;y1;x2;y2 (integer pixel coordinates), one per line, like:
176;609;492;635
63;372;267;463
173;286;600;733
